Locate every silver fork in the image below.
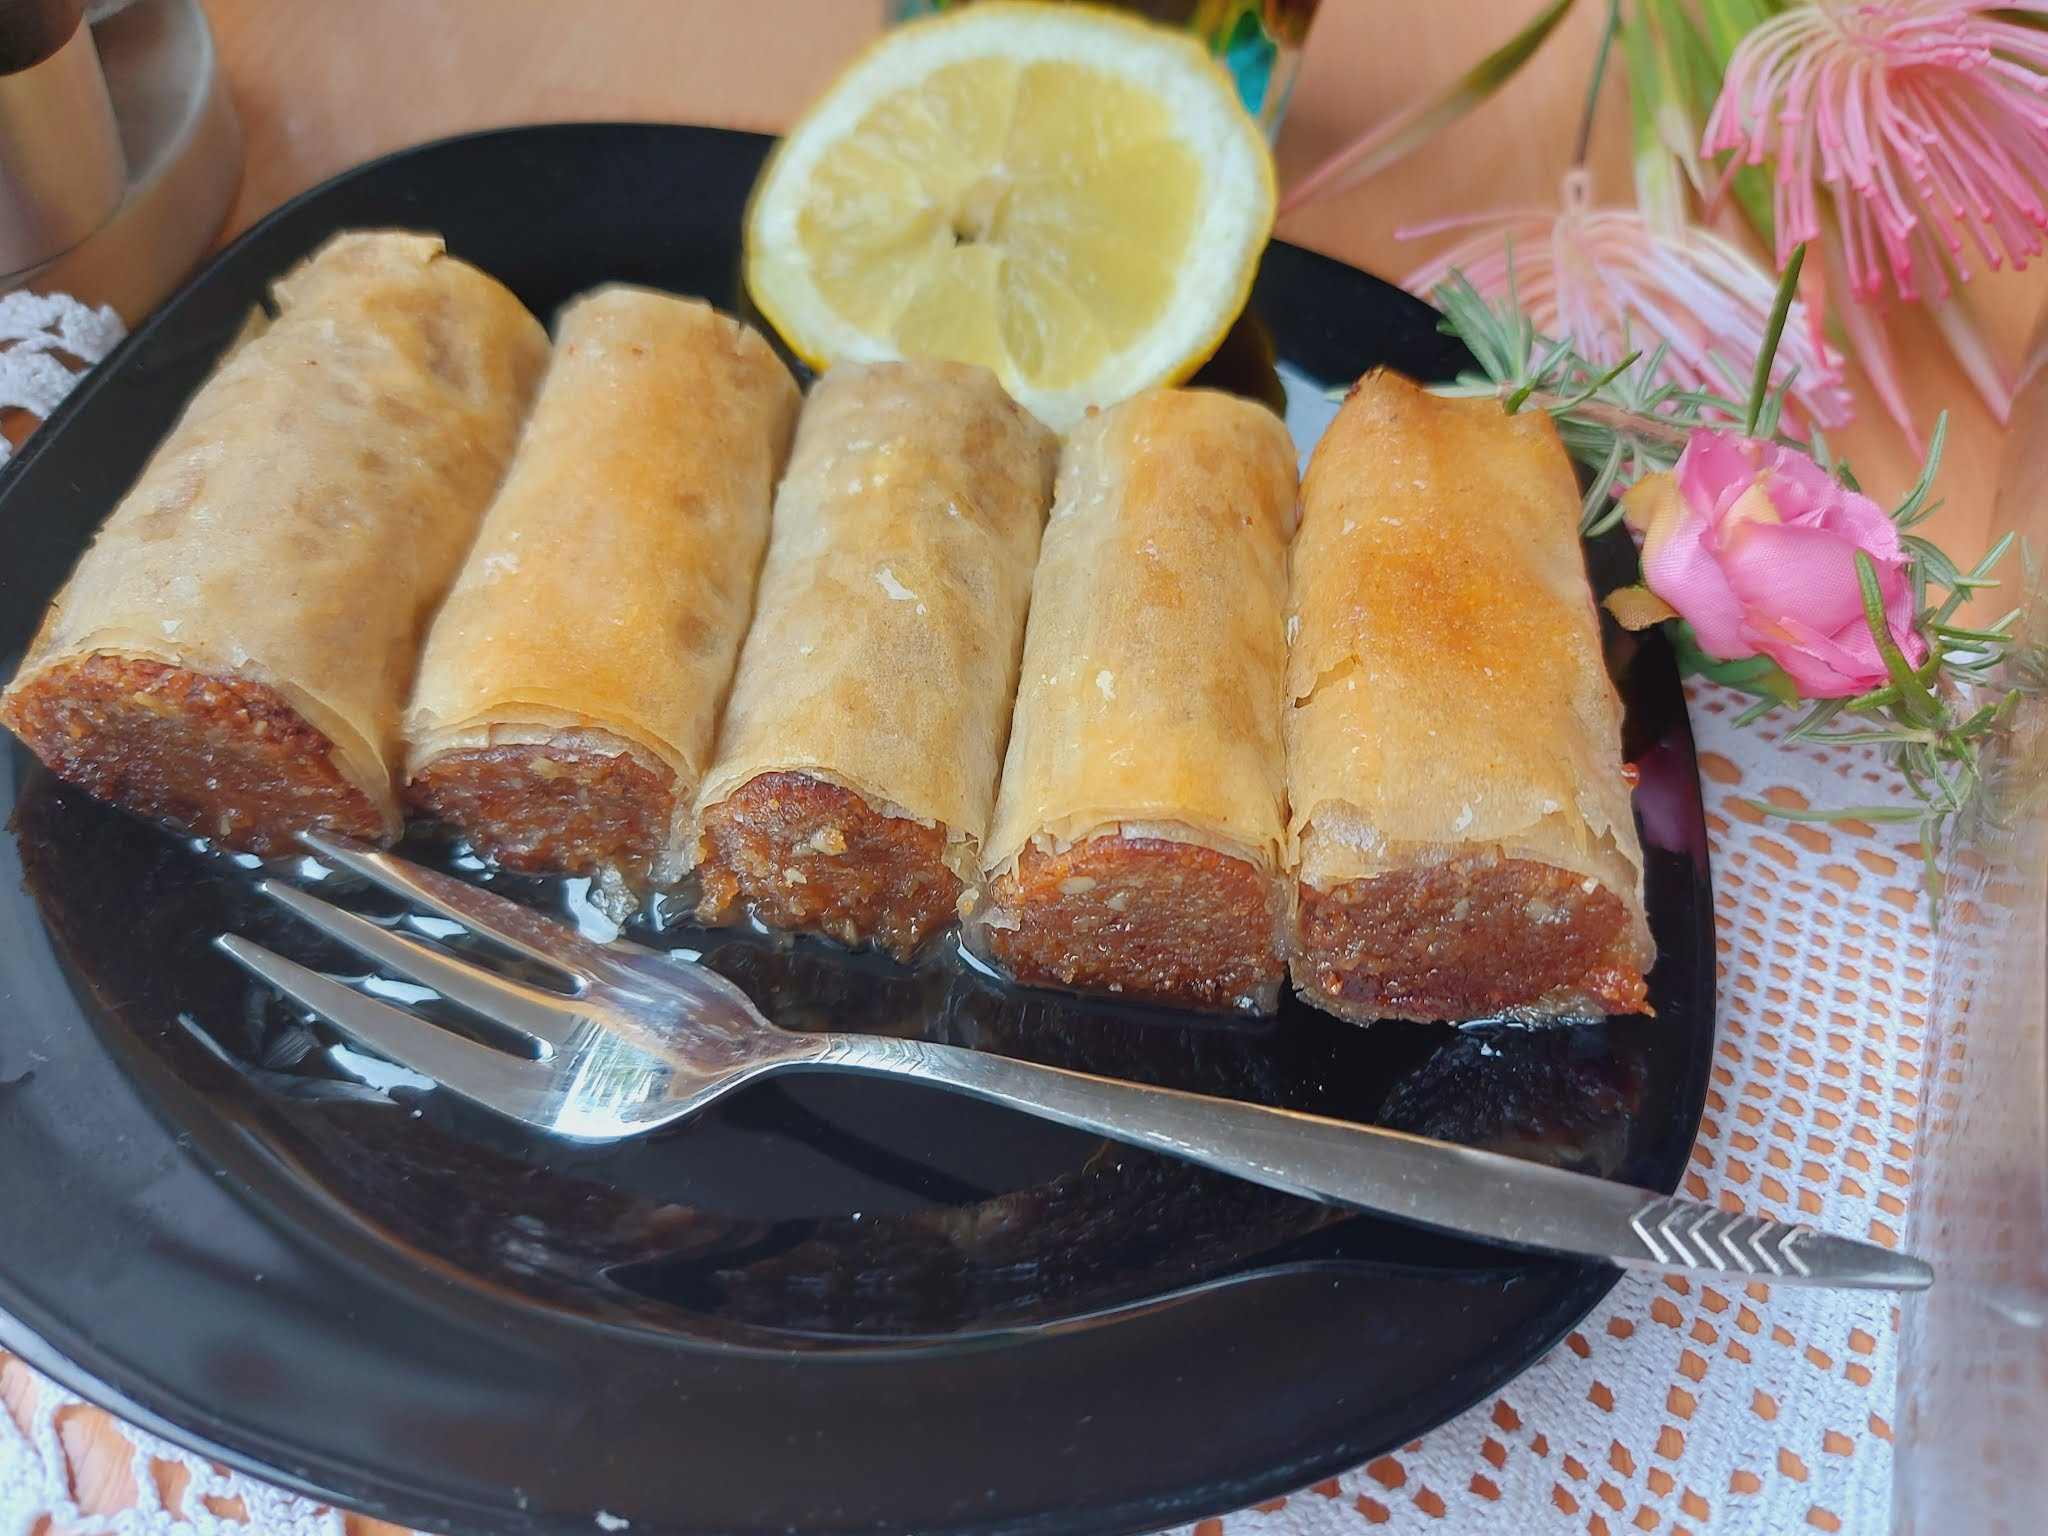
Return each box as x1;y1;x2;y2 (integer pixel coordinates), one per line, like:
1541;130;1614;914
215;832;1932;1292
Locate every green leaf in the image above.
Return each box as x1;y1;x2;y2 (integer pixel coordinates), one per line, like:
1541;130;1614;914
1934;530;2018;624
1965;529;2019;582
1584;503;1630;538
1516;335;1579;402
1670;625;1803;702
1807;424;1833;476
1507;336;1577;412
1638;338;1675;390
1662;0;1723;97
1807;728;1940;746
1933;616;2021;645
1549;351;1644;413
1724;166;1780;253
1921;819;1946;927
1690;0;1784;245
1697;0;1788;62
1903;534;1960;595
1856;550;1939;712
1281;0;1579;212
1890;412;1948;527
1927;757;1965;812
1581;438;1630;534
1694;0;1746;59
1952;697;2015;737
1750;800;1929;825
1747;244;1804;435
1733;694;1781;727
1839;682;1903;711
1624;0;1706;223
1784;698;1845;739
1753;373;1791;440
1574;0;1624;165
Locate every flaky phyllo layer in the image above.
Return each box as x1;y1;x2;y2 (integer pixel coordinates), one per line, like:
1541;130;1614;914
1282;370;1653;1022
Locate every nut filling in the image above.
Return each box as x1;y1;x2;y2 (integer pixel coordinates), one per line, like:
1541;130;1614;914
986;833;1283;1010
1;654;383;854
696;770;963;960
406;743;676;877
1295;855;1649;1022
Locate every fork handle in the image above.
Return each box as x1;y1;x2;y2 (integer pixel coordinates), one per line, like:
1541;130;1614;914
811;1033;1929;1291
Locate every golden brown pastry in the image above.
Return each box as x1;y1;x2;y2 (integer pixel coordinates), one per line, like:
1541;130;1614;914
971;388;1297;1011
1285;369;1653;1023
403;284;800;882
0;230;549;853
694;359;1057;957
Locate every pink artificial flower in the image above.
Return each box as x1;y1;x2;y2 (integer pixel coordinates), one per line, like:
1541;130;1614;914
1403;170;1853;429
1623;431;1929;698
1706;1;2048;305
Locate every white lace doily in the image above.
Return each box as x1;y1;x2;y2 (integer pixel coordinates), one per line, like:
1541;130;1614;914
0;291;126;466
1;1356;363;1536
0;683;1928;1536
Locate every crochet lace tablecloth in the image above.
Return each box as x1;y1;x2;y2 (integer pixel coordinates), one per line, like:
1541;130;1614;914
0;685;1927;1536
0;293;126;463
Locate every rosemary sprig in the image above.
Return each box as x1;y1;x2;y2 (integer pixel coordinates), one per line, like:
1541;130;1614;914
1429;245;2034;925
1431;267;1758;534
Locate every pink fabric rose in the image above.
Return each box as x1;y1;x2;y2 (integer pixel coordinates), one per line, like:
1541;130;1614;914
1622;431;1928;698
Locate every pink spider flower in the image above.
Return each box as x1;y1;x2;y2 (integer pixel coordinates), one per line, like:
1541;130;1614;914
1705;1;2048;432
1402;169;1854;430
1706;0;2048;304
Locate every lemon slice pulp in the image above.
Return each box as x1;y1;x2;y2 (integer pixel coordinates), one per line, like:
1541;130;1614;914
745;1;1276;428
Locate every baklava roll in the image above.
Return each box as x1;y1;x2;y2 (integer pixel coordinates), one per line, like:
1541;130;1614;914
0;231;548;854
404;286;800;882
972;389;1297;1012
694;360;1057;958
1285;369;1653;1023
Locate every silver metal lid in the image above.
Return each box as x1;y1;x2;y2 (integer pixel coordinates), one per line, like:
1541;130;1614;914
3;0;239;322
0;0;127;277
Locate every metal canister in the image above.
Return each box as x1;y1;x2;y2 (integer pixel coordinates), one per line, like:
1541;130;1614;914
0;0;126;279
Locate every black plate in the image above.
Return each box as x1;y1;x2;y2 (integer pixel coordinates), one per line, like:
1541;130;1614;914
0;124;1714;1536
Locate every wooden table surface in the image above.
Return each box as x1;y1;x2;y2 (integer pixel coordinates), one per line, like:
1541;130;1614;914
198;0;2044;564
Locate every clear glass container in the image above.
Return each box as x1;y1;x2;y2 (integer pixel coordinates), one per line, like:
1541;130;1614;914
884;0;1322;140
1894;314;2048;1533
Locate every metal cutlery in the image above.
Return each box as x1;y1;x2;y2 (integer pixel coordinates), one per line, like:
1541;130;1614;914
215;832;1933;1292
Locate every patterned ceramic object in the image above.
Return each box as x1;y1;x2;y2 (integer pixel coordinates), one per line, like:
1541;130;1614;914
885;0;1320;138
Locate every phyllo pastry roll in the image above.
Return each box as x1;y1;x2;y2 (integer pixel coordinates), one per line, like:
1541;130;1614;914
0;230;548;854
972;388;1297;1013
403;286;800;882
694;359;1057;958
1285;369;1653;1024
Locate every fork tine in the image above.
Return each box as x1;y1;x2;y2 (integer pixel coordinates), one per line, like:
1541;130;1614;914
214;936;552;1121
258;880;580;1050
299;831;600;979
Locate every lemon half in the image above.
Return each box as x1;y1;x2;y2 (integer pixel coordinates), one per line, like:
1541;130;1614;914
744;1;1276;429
